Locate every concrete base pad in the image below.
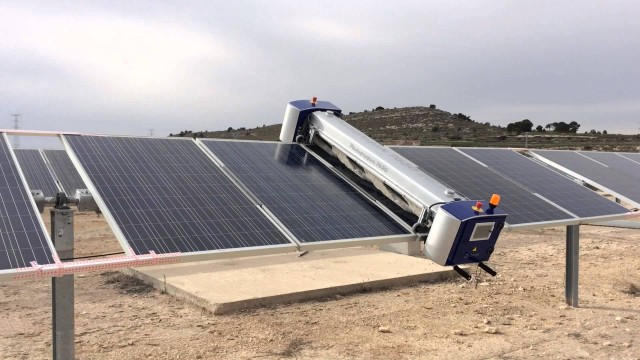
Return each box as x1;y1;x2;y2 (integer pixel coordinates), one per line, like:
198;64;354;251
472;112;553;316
127;248;458;315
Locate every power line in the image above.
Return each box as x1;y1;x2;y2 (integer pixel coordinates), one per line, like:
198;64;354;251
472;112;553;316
11;114;20;148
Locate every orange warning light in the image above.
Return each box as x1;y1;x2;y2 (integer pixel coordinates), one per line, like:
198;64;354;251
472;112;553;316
489;194;501;208
311;96;318;106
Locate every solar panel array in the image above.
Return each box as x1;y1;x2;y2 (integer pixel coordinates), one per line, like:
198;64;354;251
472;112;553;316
202;140;409;243
14;149;59;197
391;147;576;225
531;150;640;205
459;148;628;218
65;136;294;256
43;149;87;196
0;138;55;270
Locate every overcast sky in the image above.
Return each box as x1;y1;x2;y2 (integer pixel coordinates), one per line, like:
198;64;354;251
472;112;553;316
1;0;639;148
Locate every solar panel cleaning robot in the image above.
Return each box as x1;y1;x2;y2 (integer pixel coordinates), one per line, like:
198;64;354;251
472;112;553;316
279;98;507;279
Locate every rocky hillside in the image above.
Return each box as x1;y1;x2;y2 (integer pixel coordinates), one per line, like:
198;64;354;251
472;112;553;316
171;106;640;151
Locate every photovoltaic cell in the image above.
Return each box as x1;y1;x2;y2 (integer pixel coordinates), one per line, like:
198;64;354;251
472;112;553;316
0;139;55;270
459;148;628;218
64;135;293;256
202;141;409;243
43;150;87;196
14;149;59;197
531;150;640;205
391;147;574;225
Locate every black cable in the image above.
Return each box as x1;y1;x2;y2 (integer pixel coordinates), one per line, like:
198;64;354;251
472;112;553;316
60;251;125;261
427;201;447;213
413;201;448;234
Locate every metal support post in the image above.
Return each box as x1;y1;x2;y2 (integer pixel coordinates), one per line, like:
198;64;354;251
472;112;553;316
565;225;579;307
51;208;75;360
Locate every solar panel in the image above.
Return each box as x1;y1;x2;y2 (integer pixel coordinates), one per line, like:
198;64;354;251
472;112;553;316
14;149;60;197
578;151;640;180
530;150;640;205
64;135;294;256
619;152;640;164
391;147;574;225
43;149;87;196
459;148;628;218
0;136;55;271
201;140;410;243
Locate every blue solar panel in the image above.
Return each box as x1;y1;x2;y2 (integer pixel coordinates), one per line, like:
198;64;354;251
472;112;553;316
391;147;575;225
578;151;640;180
459;148;628;218
43;150;87;196
531;150;640;205
14;149;59;197
0;139;55;270
202;140;410;243
619;152;640;164
65;135;293;256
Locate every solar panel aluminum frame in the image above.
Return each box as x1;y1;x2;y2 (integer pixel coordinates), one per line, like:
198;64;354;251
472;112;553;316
457;147;635;226
0;133;59;281
60;134;299;263
196;139;416;252
528;150;640;210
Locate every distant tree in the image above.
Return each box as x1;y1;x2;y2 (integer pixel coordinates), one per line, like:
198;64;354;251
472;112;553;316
603;130;608;134
535;125;544;132
506;119;533;134
568;121;580;133
545;123;554;131
431;126;440;132
455;113;472;122
227;127;233;132
590;129;597;134
239;127;246;131
375;106;385;111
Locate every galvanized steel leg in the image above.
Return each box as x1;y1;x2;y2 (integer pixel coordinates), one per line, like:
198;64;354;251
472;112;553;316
51;209;75;360
565;225;579;307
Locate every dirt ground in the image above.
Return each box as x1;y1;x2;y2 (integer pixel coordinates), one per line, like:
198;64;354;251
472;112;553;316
0;211;639;359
